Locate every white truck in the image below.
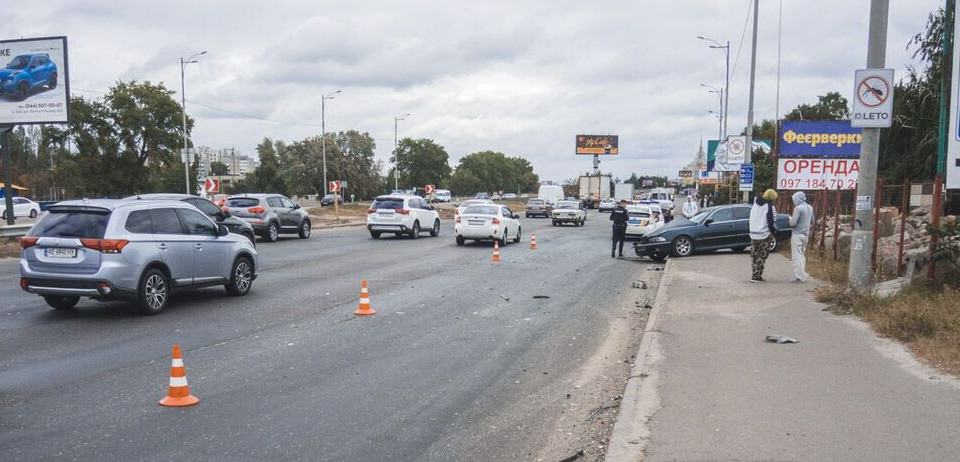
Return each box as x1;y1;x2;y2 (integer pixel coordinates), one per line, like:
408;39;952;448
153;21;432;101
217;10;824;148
614;183;634;202
578;174;612;208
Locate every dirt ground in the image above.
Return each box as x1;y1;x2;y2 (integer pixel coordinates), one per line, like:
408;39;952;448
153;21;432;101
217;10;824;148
0;238;19;260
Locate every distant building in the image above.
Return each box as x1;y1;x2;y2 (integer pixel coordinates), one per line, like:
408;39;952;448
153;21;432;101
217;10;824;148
195;147;258;181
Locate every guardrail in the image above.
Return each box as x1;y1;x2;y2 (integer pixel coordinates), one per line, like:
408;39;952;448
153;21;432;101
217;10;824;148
0;224;31;238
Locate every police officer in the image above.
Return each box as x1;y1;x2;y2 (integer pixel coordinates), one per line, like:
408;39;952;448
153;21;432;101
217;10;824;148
609;199;629;258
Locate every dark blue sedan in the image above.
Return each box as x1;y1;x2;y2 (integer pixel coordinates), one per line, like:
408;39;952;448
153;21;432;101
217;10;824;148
633;204;792;262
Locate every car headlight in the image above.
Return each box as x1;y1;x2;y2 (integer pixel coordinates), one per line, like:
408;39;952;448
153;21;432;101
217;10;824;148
650;236;667;243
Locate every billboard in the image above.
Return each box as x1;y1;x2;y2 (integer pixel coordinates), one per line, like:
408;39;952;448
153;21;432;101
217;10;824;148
0;36;70;125
576;134;618;155
777;158;859;190
779;121;862;158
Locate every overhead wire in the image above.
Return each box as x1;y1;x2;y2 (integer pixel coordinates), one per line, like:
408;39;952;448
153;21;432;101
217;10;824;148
731;0;754;80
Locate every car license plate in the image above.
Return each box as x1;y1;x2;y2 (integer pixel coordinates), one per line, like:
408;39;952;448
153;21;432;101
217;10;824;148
44;248;77;258
468;220;484;225
378;212;392;217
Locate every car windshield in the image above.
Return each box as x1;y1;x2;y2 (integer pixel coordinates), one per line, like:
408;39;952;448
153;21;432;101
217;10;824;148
227;197;260;208
371;198;405;210
28;210;110;239
463;205;499;215
689;209;711;223
556;202;578;209
6;56;30;70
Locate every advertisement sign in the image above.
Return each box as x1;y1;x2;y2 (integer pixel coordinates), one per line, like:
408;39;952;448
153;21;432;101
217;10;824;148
575;134;618;155
851;68;895;128
777;158;859;190
726;136;747;164
678;170;693;178
698;177;719;185
779;121;862;158
0;36;70;125
739;163;754;192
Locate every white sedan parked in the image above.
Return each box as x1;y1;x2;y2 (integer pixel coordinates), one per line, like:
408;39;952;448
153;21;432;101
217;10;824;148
455;204;522;246
0;197;42;220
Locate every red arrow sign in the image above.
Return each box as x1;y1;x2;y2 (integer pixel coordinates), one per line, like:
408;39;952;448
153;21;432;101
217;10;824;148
425;184;435;194
204;178;220;193
329;181;341;193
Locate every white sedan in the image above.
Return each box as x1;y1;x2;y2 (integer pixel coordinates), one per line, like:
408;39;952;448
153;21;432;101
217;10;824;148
625;204;664;238
0;197;42;220
455;204;522;246
551;200;586;226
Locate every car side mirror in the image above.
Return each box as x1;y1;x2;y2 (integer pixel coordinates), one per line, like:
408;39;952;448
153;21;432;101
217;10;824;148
218;224;229;236
292;203;301;210
704;219;713;226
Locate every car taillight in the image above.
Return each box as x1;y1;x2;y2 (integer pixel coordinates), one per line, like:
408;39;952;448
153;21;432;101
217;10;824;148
492;218;500;225
248;207;266;214
20;278;28;290
397;209;410;215
20;236;38;249
456;216;461;223
80;239;130;254
367;208;377;214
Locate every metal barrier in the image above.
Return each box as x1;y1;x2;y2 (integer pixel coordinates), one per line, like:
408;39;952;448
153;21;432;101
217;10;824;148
0;224;31;238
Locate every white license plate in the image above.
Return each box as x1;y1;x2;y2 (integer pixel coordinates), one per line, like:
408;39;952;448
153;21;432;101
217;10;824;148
378;212;393;217
468;220;484;225
44;248;77;258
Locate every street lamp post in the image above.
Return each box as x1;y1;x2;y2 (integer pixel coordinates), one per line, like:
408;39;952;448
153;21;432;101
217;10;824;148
697;36;730;140
701;84;723;141
393;113;410;191
321;90;341;197
180;51;206;195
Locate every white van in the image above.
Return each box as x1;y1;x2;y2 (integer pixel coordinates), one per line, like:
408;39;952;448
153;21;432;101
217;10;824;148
649;187;674;210
537;185;564;206
434;189;452;202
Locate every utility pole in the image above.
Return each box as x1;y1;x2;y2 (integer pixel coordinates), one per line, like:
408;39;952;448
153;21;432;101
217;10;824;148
180;51;206;195
848;0;889;289
743;0;760;203
321;90;341;197
394;113;409;191
2;126;13;225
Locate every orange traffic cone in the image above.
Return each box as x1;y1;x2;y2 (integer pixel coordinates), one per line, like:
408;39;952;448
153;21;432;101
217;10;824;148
492;241;501;262
159;344;199;407
355;279;376;316
530;233;538;250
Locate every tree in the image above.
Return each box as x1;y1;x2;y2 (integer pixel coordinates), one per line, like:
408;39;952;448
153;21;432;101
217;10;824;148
209;161;230;176
453;150;539;194
331;130;382;199
783;91;850;121
390;138;452;188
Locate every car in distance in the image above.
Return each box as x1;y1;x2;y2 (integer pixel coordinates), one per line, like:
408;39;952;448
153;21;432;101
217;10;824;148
1;196;42;219
456;199;493;216
491;194;502;201
455;204;521;246
598;198;617;213
524;198;552;218
124;193;256;244
225;194;311;242
625;204;664;239
367;195;441;239
552;200;586;226
0;53;58;101
19;199;258;314
434;189;452;203
503;193;517;200
632;204;792;262
475;192;489;200
320;194;344;206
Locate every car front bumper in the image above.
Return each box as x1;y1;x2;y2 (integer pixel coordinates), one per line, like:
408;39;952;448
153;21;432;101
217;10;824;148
632;239;671;257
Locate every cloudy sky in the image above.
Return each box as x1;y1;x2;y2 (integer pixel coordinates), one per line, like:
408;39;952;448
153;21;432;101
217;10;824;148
3;0;942;183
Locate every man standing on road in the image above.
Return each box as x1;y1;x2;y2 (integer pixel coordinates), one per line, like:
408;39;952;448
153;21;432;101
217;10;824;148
749;189;778;282
610;199;629;258
789;191;814;282
682;195;699;218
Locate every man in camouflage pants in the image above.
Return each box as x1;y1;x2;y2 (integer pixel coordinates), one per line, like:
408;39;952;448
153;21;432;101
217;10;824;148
749;189;778;282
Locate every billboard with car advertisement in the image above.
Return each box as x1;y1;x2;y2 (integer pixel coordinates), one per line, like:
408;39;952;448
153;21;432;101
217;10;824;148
575;134;618;155
778;120;862;158
0;36;70;125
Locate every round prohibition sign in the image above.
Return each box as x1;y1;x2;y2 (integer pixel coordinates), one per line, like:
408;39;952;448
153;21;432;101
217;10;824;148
857;75;890;108
729;139;745;155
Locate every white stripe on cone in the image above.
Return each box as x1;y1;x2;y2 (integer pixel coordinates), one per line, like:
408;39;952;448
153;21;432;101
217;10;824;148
169;376;188;387
360;297;370;304
171;358;184;367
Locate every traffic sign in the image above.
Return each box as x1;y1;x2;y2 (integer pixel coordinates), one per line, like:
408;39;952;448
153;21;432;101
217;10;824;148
851;69;894;128
329;181;341;193
727;136;747;164
424;184;435;194
738;164;754;192
203;178;220;193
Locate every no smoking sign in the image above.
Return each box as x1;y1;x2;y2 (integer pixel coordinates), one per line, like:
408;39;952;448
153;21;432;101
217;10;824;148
851;68;894;128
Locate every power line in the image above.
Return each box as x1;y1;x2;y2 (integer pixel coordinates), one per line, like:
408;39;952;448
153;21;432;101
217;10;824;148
185;99;317;127
731;0;754;80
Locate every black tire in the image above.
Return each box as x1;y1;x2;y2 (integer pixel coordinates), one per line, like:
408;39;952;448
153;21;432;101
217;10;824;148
410;221;420;239
48;72;57;89
500;230;509;247
299;220;311;239
525;214;531;218
552;220;558;226
456;235;465;246
29;209;37;218
225;256;254;296
265;222;280;242
44;295;79;310
513;227;522;243
1;211;6;220
429;219;440;237
16;81;29;101
370;231;381;239
671;236;694;257
137;268;169;315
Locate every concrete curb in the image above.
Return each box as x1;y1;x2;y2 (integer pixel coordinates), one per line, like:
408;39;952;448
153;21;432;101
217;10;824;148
605;258;674;461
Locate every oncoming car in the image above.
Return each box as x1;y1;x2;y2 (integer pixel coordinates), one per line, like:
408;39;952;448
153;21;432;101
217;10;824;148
366;195;441;239
551;201;586;226
19;199;258;315
455;204;521;246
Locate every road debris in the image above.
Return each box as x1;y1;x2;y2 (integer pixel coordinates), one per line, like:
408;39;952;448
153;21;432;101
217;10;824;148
646;267;664;272
586;401;621;421
500;294;511;302
632;280;647;289
533;295;551;299
765;335;799;344
557;449;584;462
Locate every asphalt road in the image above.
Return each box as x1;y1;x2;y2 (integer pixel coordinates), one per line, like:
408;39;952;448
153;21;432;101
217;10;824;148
0;210;653;461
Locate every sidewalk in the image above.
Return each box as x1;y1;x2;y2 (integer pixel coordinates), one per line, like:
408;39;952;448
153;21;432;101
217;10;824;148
608;252;960;461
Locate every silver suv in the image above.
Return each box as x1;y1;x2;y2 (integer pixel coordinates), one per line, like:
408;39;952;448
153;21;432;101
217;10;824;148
19;199;258;315
226;194;311;242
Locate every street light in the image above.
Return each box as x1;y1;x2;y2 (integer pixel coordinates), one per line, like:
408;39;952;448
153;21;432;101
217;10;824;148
321;90;341;196
697;36;729;140
702;83;723;141
180;50;206;194
394;113;410;191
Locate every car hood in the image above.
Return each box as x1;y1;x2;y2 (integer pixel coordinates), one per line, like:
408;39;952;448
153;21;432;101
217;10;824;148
0;68;20;79
646;218;697;237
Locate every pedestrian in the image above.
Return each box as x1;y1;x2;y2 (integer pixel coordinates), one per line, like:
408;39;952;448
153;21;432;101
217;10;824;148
609;199;629;258
789;191;814;282
662;207;673;223
749;189;778;282
682;195;699;218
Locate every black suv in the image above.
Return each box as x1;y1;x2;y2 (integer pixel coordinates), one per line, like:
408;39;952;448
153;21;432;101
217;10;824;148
125;194;257;245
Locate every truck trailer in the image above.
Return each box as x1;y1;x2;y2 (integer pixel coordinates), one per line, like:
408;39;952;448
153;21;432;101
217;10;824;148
578;174;612;208
614;183;634;202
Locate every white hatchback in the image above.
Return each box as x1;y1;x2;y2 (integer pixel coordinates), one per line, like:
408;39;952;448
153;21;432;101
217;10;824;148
455;204;522;246
367;195;441;239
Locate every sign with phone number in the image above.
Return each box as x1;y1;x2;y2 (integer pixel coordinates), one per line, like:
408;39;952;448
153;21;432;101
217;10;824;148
777;158;859;190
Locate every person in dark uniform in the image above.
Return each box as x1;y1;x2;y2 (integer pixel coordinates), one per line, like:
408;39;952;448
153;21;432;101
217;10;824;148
609;199;629;258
